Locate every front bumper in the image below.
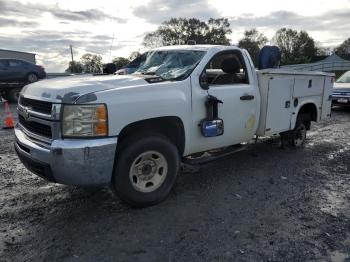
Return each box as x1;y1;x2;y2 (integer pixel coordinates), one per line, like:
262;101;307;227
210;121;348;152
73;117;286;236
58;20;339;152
14;127;117;186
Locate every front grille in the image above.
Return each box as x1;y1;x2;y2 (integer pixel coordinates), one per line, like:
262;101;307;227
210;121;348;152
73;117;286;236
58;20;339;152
19;97;52;115
333;92;350;95
19;115;52;138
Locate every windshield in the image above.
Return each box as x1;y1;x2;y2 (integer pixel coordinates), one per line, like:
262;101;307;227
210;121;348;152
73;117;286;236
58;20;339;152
126;53;147;68
134;50;206;81
336;71;350;83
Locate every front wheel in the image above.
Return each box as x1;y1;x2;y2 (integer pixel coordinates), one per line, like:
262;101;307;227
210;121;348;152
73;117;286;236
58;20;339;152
27;73;38;83
112;135;180;207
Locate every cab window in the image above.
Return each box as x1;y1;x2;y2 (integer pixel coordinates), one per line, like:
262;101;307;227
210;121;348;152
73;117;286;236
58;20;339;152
205;51;249;86
9;60;22;67
0;60;8;68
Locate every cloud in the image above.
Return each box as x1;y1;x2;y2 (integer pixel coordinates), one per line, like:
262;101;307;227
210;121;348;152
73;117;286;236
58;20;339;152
0;0;127;23
0;30;125;72
1;0;348;72
0;17;38;27
133;0;220;24
50;8;126;23
229;9;350;34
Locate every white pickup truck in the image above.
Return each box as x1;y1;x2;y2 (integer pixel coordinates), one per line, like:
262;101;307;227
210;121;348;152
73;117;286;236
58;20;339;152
15;45;334;207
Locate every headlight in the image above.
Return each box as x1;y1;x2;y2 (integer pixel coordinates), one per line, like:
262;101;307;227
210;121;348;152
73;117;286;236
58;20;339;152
62;104;108;137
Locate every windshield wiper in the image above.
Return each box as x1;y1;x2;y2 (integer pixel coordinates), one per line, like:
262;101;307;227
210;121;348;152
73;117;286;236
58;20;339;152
141;71;157;75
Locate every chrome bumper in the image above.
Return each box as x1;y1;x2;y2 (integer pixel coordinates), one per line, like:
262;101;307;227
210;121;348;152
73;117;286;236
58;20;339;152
14;127;117;186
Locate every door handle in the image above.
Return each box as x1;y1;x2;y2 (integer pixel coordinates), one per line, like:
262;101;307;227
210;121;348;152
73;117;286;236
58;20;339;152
240;94;254;101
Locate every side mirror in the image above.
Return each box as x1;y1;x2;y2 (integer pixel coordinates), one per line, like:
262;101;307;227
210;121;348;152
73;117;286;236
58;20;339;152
103;63;117;74
199;72;209;90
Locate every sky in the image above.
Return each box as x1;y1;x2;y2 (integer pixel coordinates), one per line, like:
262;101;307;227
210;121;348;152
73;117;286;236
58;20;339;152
0;0;349;72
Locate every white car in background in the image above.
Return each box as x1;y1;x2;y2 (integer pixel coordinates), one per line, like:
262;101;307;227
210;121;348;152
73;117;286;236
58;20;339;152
332;71;350;106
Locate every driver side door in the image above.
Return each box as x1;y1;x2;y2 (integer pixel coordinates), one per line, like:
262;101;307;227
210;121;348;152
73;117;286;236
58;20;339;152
189;50;259;154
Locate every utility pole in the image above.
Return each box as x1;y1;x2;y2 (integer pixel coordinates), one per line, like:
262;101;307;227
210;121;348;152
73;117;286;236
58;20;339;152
70;45;74;73
70;45;74;62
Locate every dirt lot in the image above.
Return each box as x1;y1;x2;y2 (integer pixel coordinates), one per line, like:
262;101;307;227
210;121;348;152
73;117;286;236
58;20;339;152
0;103;350;262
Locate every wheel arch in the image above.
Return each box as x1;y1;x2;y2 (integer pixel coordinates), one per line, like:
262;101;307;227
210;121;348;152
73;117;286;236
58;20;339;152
27;71;38;77
298;102;318;121
117;116;186;156
292;101;318;130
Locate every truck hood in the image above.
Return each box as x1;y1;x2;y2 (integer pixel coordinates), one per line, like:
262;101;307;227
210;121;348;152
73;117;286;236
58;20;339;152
21;74;149;103
333;82;350;92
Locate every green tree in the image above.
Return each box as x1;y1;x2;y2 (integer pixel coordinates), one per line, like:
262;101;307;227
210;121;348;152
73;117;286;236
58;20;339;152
143;33;164;49
65;61;83;73
238;29;268;65
80;53;103;73
205;18;232;45
334;38;350;54
143;18;232;48
129;51;141;60
112;57;130;69
272;28;318;65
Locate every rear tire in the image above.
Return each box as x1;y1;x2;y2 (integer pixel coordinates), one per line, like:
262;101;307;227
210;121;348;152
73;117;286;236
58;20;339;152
280;114;310;148
289;121;307;147
6;87;21;103
112;135;180;207
290;114;311;147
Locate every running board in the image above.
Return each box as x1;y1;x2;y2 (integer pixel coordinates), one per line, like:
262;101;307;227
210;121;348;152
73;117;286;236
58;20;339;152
182;144;247;165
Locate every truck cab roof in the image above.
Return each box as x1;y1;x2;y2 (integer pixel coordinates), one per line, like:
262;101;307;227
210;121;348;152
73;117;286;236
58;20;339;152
152;45;240;52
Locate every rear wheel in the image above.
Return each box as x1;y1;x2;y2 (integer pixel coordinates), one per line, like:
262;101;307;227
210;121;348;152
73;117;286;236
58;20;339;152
280;114;310;148
289;121;307;147
112;135;180;207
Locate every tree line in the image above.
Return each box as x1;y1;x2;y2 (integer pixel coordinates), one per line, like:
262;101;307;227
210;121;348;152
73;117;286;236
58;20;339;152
66;54;134;73
66;17;350;73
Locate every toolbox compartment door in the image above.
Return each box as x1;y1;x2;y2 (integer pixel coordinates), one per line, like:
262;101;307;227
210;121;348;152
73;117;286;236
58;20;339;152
265;77;294;134
293;76;324;97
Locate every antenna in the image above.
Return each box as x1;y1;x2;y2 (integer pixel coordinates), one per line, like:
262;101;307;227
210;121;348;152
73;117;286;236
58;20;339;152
108;33;115;62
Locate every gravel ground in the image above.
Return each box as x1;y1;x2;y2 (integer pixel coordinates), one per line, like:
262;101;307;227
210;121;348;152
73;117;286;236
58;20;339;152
0;102;350;262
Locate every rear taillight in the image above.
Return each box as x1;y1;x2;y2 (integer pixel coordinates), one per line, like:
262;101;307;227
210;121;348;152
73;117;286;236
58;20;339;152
37;65;45;70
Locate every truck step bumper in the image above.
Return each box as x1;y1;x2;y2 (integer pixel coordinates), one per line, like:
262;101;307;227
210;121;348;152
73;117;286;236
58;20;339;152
14;127;118;186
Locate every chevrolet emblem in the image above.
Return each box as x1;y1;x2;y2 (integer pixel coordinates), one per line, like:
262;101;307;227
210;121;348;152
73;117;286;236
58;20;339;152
23;108;30;120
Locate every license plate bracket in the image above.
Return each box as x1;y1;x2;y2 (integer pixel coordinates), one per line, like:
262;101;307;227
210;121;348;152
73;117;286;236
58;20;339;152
337;98;348;103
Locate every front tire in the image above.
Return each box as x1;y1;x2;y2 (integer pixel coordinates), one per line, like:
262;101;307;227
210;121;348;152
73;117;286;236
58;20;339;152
27;73;38;83
112;135;180;207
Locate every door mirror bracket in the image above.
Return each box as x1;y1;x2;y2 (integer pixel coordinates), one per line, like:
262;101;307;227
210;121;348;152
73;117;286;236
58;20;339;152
199;72;209;90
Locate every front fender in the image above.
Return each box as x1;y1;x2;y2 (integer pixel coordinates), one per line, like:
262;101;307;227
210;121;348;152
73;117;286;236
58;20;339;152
92;79;192;154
